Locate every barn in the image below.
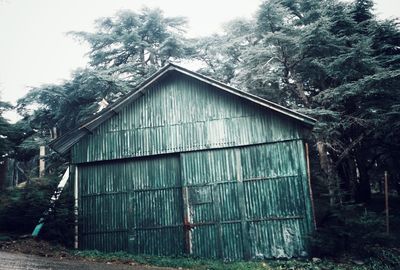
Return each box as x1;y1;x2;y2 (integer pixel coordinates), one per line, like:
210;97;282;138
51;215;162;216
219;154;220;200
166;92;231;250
50;63;316;260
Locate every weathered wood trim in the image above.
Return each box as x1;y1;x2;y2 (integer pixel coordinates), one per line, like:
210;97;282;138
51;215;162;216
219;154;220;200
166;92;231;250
182;186;192;254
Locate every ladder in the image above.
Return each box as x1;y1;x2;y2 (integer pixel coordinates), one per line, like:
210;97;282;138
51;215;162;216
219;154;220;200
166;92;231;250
32;167;70;237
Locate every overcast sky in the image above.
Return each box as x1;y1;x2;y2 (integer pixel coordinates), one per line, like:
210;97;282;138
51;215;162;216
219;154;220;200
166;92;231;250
0;0;399;119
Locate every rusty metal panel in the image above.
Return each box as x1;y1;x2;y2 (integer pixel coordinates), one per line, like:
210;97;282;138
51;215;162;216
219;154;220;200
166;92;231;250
72;73;304;163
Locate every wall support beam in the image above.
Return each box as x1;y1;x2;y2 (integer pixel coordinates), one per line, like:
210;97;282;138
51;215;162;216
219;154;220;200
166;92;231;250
235;149;251;260
182;186;192;254
74;165;79;249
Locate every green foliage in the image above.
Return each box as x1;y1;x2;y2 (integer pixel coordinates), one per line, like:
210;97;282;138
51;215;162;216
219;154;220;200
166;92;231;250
0;100;14;158
17;69;129;135
0;179;74;247
197;0;400;204
74;250;269;270
351;0;374;23
5;118;36;161
6;1;400;262
74;249;400;269
0;183;49;233
70;8;191;83
17;8;194;142
365;247;400;270
310;205;394;257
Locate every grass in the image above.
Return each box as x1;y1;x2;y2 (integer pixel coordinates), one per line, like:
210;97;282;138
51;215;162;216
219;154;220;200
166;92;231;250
72;249;396;270
75;250;267;269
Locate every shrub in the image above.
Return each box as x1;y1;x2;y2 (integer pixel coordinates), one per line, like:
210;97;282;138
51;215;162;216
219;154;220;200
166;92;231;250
0;177;74;247
310;204;392;257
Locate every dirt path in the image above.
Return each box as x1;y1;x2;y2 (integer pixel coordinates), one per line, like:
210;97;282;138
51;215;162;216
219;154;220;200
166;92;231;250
0;251;176;270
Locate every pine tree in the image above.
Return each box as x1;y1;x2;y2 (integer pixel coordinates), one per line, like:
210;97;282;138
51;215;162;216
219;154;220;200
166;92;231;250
70;8;191;85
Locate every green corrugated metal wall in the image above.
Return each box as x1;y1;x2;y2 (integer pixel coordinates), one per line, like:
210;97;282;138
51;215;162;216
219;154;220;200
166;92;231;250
77;140;312;259
79;162;129;252
79;155;184;254
72;73;304;164
73;72;313;260
180;140;312;259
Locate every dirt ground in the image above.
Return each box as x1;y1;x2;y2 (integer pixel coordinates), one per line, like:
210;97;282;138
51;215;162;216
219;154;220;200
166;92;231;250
0;251;177;270
0;238;71;259
0;239;176;270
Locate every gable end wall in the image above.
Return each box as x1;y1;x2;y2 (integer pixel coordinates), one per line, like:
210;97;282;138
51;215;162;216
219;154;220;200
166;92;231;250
72;73;306;164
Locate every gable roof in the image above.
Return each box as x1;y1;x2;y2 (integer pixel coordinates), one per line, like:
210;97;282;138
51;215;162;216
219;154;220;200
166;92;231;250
50;63;316;154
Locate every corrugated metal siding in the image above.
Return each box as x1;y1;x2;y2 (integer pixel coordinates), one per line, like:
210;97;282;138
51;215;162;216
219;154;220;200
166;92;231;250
72;74;304;163
180;140;313;259
73;73;313;260
79;162;129;252
128;155;184;255
77;140;312;259
78;155;184;255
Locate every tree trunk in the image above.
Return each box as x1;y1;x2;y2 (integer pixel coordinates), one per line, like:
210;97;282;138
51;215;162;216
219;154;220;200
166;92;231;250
354;152;371;203
295;82;309;106
39;146;46;178
337;157;357;202
317;141;338;206
140;47;146;74
0;158;6;190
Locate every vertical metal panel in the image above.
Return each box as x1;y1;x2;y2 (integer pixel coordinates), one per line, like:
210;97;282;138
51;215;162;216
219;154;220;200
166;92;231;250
235;149;251;259
214;183;240;224
74;165;79;249
72;73;303;164
241;140;313;258
128;155;184;255
181;148;243;259
191;225;218;258
248;219;306;258
221;222;243;260
79;161;129;252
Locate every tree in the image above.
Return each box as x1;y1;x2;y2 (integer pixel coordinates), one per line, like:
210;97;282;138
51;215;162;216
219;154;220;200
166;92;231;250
17;69;128;137
70;8;192;85
16;1;400;206
16;8;194;180
0;100;13;158
351;0;374;24
197;0;400;205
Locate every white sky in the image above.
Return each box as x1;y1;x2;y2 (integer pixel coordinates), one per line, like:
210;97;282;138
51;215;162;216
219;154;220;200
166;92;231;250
0;0;398;121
